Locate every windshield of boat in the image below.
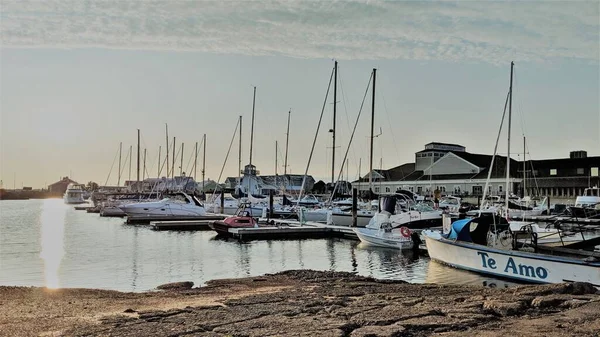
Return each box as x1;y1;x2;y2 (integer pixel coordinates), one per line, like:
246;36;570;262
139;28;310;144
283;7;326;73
411;203;435;212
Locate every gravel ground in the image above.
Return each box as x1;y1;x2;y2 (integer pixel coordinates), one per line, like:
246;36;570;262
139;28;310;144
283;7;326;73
1;270;599;337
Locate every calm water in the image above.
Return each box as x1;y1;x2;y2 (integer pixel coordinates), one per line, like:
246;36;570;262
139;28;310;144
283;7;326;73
0;199;519;292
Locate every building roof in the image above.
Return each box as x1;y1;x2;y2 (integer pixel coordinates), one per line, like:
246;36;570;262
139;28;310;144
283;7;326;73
48;177;78;187
529;156;600;169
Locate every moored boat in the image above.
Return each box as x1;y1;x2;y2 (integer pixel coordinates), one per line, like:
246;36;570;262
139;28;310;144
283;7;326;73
119;192;206;217
63;183;87;204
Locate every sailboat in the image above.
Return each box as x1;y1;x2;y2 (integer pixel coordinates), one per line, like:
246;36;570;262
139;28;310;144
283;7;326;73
423;62;600;285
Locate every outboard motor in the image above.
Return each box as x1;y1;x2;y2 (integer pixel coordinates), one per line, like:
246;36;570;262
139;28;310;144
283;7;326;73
380;196;397;215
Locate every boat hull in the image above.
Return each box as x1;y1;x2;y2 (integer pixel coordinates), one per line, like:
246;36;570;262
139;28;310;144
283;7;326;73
354;228;413;250
423;231;600;285
330;213;373;227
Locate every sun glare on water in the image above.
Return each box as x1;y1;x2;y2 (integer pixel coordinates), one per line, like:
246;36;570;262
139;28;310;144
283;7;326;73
39;199;67;289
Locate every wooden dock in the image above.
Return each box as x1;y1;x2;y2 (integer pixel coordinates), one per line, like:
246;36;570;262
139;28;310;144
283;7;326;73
511;215;600;226
74;205;93;211
126;214;226;224
150;220;214;231
217;219;359;241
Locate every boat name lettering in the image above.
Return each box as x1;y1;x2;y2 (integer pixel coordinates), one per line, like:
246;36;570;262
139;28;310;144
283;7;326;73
477;252;548;279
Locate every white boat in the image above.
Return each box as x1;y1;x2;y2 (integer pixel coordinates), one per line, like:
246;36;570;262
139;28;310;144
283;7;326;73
119;192;206;217
354;215;414;250
423;216;600;285
63;183;86;204
329;209;376;227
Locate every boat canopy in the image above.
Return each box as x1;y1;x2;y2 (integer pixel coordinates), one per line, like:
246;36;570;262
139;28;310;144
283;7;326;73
446;215;510;245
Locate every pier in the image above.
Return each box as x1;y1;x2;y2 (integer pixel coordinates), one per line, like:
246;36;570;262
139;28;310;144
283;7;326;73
126;214;226;224
150;220;215;231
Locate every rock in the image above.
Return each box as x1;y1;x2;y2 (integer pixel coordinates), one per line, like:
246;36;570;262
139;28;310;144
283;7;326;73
123;308;136;313
350;324;405;337
156;281;194;290
483;300;526;316
560;299;589;309
531;295;572;308
568;282;597;295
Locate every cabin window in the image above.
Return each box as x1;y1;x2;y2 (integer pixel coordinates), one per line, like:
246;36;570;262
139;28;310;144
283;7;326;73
577;168;584;175
550;169;557;176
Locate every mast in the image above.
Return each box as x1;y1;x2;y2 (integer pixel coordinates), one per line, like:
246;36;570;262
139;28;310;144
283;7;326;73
157;146;161;177
332;60;338;185
523;136;526;197
128;145;132;182
118;142;122;186
165;124;169;178
172;137;176;178
180;143;184;175
202;134;206;192
194;142;198;181
137;129;140;191
142;148;147;181
275;141;278;186
506;61;514;214
284;110;290;175
358;158;361;192
369;68;376;193
238;116;242;185
249;86;256;165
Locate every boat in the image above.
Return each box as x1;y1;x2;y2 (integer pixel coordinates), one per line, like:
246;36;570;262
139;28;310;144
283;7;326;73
568;187;600;218
354;224;414;250
423;215;600;285
210;204;259;236
329;209;377;227
365;195;443;230
63;183;86;204
424;62;600;285
119;192;206;217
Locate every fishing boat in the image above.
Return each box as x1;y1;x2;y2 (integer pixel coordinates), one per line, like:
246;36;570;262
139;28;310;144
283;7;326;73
119;192;206;216
423;215;600;285
63;183;86;204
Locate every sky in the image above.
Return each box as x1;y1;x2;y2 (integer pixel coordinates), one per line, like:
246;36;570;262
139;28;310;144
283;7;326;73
1;0;599;189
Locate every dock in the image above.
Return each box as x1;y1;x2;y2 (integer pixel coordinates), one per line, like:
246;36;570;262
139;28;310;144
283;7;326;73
126;214;227;224
74;205;93;211
216;219;359;241
511;215;600;226
150;220;214;231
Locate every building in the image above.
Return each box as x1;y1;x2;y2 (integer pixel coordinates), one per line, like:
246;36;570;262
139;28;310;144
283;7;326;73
354;142;600;199
224;166;315;195
48;177;78;195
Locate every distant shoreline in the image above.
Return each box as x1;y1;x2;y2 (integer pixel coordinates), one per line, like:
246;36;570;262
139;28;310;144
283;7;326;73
1;270;598;337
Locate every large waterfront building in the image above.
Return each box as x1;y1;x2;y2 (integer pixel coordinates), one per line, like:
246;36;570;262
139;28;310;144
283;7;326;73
354;142;600;199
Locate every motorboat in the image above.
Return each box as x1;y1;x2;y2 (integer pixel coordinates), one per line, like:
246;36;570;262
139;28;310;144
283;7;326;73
210;204;260;236
354;208;414;250
423;215;600;285
119;192;206;217
568;187;600;218
367;195;443;230
63;183;87;204
329;209;377;227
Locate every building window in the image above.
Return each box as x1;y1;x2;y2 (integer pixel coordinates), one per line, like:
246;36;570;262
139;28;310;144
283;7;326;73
385;187;391;193
409;186;414;192
427;153;433;157
374;187;380;193
488;185;492;194
592;167;599;177
577;168;584;175
417;186;423;194
454;186;461;195
473;186;483;195
498;185;503;193
550;169;557;176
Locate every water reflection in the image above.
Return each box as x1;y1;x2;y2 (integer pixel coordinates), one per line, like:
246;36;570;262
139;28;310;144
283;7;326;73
39;199;67;288
425;259;520;288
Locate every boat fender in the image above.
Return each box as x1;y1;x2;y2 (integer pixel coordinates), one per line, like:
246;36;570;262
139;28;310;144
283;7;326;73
400;226;411;238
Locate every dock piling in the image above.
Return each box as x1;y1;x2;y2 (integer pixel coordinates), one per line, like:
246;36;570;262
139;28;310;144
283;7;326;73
351;188;357;227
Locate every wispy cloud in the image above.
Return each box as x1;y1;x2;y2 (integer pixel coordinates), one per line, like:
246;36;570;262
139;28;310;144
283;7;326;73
1;0;598;64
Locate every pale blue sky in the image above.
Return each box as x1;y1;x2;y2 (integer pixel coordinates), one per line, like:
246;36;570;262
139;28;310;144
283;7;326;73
1;1;599;188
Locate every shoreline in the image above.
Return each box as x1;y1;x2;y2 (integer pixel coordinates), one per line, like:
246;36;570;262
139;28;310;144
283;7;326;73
1;270;599;337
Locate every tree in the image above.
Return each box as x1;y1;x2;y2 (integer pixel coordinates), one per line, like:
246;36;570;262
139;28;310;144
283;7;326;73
86;181;99;191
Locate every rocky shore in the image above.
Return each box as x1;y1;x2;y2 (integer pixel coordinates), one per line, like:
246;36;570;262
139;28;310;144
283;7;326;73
1;270;599;336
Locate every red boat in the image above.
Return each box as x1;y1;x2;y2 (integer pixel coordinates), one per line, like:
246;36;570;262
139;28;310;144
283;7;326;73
210;206;258;236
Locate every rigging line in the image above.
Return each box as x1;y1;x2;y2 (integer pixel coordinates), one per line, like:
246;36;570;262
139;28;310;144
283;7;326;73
337;67;360;169
380;81;402;169
119;146;132;180
103;144;120;186
480;90;511;210
297;65;336;206
211;118;240;202
330;71;374;204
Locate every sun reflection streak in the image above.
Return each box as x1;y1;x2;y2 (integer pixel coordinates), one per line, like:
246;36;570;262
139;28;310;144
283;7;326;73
39;199;66;289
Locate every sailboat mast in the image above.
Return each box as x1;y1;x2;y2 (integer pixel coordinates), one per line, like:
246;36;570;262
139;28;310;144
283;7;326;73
157;146;161;177
249;86;256;166
506;61;514;213
137;129;140;190
180;143;184;175
238;116;242;185
165;124;169;178
118;142;122;186
202;134;206;192
128;145;132;182
194;142;198;181
172;137;176;179
284;110;290;175
332;60;338;185
142;148;147;181
523;136;526;197
369;68;376;193
275;141;278;186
